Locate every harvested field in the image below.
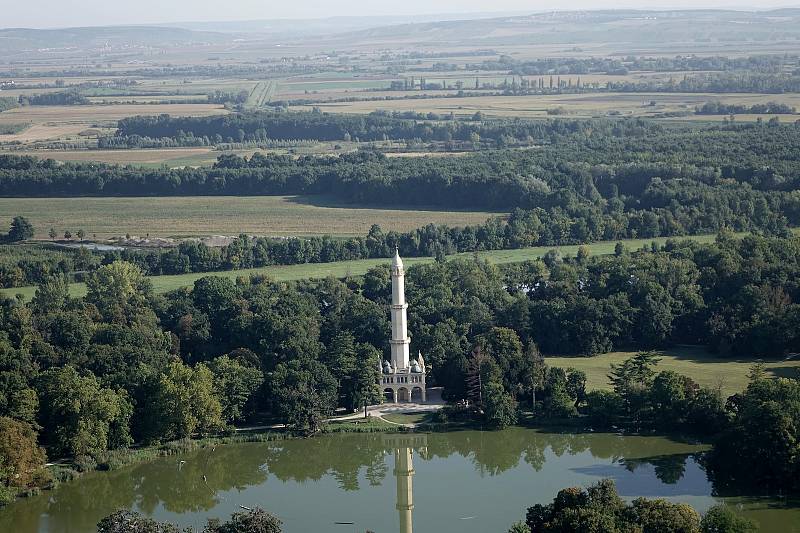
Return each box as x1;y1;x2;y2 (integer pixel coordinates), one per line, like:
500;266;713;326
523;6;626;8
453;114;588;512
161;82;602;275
0;103;228;142
295;92;800;121
10;147;219;165
0;195;499;239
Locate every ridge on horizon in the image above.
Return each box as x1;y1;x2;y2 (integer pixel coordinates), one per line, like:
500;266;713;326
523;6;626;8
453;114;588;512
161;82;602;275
3;6;800;32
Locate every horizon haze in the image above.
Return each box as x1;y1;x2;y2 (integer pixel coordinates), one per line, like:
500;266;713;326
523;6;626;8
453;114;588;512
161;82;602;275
3;1;800;29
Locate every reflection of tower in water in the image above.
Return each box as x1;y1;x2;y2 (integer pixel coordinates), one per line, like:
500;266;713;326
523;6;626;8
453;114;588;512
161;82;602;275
385;435;427;533
395;447;414;533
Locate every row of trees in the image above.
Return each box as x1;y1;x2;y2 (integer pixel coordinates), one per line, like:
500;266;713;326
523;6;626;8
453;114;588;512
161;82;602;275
604;72;800;94
112;110;626;145
696;101;796;115
16;91;89;106
480;54;793;77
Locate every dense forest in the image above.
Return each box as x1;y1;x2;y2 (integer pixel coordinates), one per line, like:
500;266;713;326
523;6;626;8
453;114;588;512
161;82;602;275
0;233;798;504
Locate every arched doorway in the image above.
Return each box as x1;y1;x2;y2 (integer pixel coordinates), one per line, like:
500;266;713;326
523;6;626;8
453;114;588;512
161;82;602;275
411;386;424;403
397;387;410;402
383;388;395;403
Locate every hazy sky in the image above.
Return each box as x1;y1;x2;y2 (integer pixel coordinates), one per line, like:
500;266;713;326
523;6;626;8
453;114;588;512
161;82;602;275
5;0;799;29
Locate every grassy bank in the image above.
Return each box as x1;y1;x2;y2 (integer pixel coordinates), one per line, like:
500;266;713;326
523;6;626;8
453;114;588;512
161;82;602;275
1;233;723;301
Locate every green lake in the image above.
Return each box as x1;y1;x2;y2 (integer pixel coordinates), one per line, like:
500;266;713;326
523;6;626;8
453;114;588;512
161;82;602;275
1;429;798;532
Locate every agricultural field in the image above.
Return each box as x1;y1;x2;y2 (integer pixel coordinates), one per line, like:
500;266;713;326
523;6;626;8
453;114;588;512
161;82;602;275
0;195;499;239
0;103;228;143
245;80;279;108
8;147;221;166
295;91;800;121
5;140;363;166
547;346;800;397
0;232;725;301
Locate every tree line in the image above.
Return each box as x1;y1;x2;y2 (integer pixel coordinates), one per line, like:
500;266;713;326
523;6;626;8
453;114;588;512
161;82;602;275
16;91;89;106
479;54;793;77
110;110;616;145
695;101;796;115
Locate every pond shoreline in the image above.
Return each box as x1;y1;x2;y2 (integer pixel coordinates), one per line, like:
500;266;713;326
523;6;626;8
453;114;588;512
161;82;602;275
4;426;796;533
15;414;710;508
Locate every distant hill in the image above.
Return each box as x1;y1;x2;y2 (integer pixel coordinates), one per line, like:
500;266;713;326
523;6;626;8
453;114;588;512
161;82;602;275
0;25;229;53
159;12;530;36
319;9;800;47
2;9;800;59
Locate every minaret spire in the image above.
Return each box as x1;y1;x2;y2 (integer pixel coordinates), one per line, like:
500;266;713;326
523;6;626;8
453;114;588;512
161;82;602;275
390;248;410;370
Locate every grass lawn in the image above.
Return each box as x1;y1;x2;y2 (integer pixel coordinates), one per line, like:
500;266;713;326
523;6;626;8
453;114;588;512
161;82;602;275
0;233;725;301
547;345;800;397
325;417;397;431
381;412;435;425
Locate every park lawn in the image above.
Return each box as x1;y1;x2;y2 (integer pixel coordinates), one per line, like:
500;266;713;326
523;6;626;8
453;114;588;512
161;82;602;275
546;346;800;397
0;232;725;302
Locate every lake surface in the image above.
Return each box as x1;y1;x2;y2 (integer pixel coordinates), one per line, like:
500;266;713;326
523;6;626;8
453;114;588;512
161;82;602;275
1;429;798;533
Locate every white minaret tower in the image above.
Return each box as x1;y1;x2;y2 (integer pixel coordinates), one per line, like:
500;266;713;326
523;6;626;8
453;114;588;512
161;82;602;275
390;247;411;370
379;249;426;403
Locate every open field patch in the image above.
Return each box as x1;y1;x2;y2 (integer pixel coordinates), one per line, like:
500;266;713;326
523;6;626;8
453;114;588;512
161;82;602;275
9;147;220;165
0;195;498;239
0;103;228;143
295;92;800;121
547;346;800;397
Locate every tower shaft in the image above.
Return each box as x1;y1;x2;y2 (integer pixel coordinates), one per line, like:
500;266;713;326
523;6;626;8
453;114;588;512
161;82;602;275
390;259;410;370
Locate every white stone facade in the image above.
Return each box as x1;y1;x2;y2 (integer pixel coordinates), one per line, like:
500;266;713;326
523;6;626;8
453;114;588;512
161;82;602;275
379;249;427;403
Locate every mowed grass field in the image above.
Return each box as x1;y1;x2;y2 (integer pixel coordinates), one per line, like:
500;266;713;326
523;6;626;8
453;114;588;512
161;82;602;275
547;346;800;397
0;195;498;239
0;233;721;301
